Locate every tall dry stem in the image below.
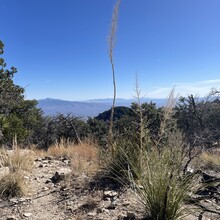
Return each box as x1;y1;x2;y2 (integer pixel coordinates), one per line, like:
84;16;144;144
155;88;176;148
134;76;144;152
108;0;121;155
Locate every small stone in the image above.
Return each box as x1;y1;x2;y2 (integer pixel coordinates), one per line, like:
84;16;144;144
103;190;118;198
18;198;26;202
45;179;51;184
23;213;32;217
62;159;70;164
60;186;68;191
7;216;17;220
9;198;18;204
44;156;52;160
35;157;42;161
51;168;72;183
97;207;109;213
42;186;49;191
87;212;96;217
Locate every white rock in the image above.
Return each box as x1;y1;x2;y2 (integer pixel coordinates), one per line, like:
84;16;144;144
103;190;118;198
23;213;32;217
9;198;18;204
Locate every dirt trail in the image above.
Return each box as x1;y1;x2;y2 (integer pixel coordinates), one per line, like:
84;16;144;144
0;156;219;220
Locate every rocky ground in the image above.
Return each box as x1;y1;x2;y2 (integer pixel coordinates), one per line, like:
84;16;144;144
0;155;220;220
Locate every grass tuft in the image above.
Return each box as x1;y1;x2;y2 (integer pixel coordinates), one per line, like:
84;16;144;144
0;148;35;172
129;146;194;220
0;147;34;198
105;90;199;220
0;172;26;198
35;140;100;177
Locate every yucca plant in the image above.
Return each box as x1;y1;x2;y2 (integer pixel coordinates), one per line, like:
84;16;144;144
107;89;199;219
105;2;200;218
128;145;195;220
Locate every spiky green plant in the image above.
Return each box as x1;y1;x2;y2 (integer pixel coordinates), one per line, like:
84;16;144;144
106;90;200;219
128;145;195;220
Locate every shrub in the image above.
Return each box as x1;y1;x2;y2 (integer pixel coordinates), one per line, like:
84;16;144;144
0;172;26;198
105;90;200;219
0;148;35;172
0;147;34;198
128;146;194;220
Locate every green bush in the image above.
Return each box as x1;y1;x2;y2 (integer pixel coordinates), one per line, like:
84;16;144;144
128;146;194;220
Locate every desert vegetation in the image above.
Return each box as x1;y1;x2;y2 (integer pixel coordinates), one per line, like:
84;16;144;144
1;1;220;219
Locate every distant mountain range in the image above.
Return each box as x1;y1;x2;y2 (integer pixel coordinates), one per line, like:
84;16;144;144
37;98;167;118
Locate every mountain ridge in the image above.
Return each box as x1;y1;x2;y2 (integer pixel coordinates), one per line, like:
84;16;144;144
37;98;167;117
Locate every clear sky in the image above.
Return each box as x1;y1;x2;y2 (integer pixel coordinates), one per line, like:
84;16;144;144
1;0;220;100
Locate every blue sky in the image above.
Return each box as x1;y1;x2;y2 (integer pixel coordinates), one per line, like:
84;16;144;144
1;0;220;100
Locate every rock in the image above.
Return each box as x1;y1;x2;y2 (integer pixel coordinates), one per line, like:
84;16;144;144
51;168;72;183
9;198;18;204
42;186;49;191
87;212;96;217
45;179;51;184
62;159;70;164
44;156;52;160
23;213;32;217
18;197;26;202
103;190;118;199
35;157;42;162
7;216;17;220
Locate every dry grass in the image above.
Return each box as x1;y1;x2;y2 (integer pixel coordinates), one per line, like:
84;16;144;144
201;148;220;171
0;147;35;172
35;140;100;177
70;143;99;176
0;147;34;198
0;172;27;198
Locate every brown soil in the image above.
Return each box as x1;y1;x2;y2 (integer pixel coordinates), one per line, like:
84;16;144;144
0;155;219;220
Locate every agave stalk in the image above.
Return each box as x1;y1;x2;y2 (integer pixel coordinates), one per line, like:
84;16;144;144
107;0;121;155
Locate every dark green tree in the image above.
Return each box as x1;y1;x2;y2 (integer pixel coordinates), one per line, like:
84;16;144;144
0;41;43;146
